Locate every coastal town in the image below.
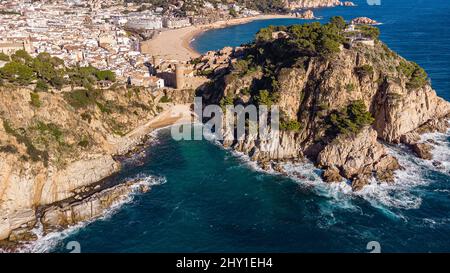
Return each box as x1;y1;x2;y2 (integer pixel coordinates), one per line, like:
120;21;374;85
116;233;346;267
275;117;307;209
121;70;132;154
0;0;358;91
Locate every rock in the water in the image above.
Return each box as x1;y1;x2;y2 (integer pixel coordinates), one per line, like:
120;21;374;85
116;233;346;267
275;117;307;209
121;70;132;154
432;161;443;168
374;155;401;183
400;132;421;146
260;161;271;171
139;184;150;193
351;17;379;25
296;10;316;19
352;174;370;191
411;143;433;160
322;166;343;183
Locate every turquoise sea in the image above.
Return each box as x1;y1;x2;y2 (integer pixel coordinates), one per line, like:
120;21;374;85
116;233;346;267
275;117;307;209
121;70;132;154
42;0;450;252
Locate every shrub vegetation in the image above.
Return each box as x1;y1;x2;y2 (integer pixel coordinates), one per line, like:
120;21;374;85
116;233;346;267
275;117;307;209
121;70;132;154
328;100;375;136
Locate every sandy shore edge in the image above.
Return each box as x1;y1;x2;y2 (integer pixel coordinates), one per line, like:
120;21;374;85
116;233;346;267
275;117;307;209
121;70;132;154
141;14;297;61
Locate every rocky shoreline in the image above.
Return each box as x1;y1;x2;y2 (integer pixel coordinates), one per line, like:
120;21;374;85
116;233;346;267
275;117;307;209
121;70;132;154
0;84;194;250
251;116;449;191
0;128;159;251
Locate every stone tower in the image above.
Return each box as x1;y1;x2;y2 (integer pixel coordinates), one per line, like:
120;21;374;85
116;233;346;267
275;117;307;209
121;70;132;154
175;63;185;89
23;36;33;53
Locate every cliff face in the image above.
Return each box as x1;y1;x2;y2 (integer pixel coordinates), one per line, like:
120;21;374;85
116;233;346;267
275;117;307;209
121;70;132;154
197;23;450;190
317;127;400;190
0;85;191;242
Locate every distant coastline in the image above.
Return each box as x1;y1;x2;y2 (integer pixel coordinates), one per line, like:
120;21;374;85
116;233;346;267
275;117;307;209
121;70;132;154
141;14;297;61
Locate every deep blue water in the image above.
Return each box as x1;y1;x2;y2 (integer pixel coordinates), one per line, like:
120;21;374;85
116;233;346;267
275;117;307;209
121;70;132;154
49;0;450;253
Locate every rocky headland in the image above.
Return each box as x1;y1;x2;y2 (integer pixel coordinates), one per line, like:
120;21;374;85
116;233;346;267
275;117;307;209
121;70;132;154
195;18;450;191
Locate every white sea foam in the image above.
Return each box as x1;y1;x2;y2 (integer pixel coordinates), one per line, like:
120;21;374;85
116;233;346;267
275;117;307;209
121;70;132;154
418;127;450;173
10;174;166;253
229;137;448;219
203;123;449;219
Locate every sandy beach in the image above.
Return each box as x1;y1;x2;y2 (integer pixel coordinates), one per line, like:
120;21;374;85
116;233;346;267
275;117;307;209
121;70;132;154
141;14;296;62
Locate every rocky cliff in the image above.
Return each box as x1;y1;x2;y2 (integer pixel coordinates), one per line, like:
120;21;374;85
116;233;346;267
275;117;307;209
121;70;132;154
197;19;450;191
0;83;192;244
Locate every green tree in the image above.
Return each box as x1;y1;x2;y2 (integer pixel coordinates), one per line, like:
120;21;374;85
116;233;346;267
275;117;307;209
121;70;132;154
0;52;9;62
318;36;342;56
30;92;41;108
0;61;35;85
355;65;374;78
329;16;347;30
35;79;49;92
255;89;279;107
280;119;302;132
328;100;375;135
357;25;380;39
397;61;428;89
232;59;250;75
219;93;235;110
95;70;116;82
256;27;274;43
11;50;32;64
32;56;57;82
229;8;238;18
50;76;64;89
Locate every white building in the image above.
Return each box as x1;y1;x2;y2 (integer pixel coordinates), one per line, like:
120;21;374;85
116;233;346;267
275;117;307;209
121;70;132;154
126;17;163;30
150;76;165;89
163;17;191;29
